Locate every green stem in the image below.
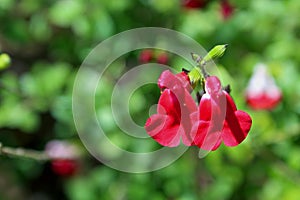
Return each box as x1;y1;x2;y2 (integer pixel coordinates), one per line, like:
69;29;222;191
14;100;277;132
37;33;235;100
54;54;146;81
0;142;49;161
198;63;209;79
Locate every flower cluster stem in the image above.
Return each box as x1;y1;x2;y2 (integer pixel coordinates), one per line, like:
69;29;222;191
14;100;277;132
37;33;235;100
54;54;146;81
198;63;209;79
0;142;49;161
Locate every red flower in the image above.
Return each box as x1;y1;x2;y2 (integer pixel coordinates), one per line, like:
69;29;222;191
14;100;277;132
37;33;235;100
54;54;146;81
51;159;78;177
145;70;197;147
191;76;252;150
246;63;282;110
157;52;169;65
182;0;207;9
139;49;153;63
221;0;234;19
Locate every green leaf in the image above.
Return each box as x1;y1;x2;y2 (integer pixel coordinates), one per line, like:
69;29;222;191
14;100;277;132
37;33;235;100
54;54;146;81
48;0;83;27
20;62;71;111
0;102;39;132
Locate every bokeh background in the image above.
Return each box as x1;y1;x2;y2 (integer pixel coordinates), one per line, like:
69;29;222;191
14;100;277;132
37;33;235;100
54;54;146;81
1;0;300;199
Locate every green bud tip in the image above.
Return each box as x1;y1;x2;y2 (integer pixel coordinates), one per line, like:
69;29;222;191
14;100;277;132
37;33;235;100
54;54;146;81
0;53;11;70
202;44;228;64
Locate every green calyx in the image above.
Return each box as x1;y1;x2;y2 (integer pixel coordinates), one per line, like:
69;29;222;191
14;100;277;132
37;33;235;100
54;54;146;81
189;67;202;89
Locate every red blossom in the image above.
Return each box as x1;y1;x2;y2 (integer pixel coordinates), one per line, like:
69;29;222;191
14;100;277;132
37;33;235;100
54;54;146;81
45;140;80;177
145;70;197;147
221;0;234;19
139;49;153;63
191;76;252;150
246;63;282;110
182;0;207;9
51;159;78;177
157;53;169;65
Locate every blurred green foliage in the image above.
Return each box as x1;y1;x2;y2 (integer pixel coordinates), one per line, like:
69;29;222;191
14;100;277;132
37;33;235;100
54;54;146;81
1;0;300;199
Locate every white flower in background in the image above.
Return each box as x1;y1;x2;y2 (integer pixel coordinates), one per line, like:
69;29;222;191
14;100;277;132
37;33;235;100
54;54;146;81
246;63;282;110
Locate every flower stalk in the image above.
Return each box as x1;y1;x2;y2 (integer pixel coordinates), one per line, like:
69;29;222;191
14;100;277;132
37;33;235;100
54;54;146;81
189;44;228;89
0;142;49;161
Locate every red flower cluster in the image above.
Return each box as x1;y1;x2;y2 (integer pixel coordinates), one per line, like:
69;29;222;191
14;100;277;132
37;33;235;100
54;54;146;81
245;63;282;110
145;70;252;151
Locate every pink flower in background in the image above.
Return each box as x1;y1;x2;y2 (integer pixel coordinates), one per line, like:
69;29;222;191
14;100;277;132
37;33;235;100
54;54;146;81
246;63;282;110
139;49;153;63
190;76;252;150
45;140;79;177
182;0;207;9
157;52;169;65
221;0;234;19
145;70;197;147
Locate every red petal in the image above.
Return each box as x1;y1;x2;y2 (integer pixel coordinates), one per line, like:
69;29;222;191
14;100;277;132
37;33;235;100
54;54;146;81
157;89;181;122
145;114;181;147
225;92;237;111
205;76;222;96
235;110;252;134
145;86;197;147
222;95;252;146
176;72;192;91
190;121;222;151
51;159;77;177
179;89;198;145
198;94;212;120
246;93;281;110
158;70;192;92
145;114;169;136
195;88;226;150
